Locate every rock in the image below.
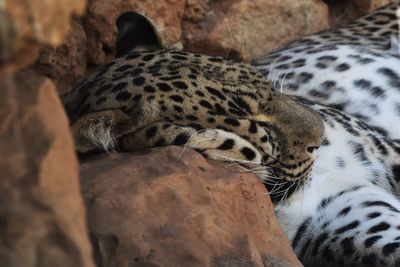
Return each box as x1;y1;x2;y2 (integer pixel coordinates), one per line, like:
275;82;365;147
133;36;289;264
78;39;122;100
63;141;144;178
327;0;392;27
183;0;329;61
80;146;302;267
0;0;86;77
0;70;95;267
35;18;88;94
84;0;186;65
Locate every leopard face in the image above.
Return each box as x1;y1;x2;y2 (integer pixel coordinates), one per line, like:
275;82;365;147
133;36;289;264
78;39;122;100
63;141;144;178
63;12;325;200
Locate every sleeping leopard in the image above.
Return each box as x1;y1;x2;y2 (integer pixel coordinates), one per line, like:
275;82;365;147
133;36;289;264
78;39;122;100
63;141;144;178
63;5;400;267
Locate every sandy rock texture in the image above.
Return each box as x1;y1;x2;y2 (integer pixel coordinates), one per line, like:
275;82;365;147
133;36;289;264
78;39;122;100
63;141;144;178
80;146;302;267
183;0;328;61
0;70;94;267
327;0;392;27
0;0;86;77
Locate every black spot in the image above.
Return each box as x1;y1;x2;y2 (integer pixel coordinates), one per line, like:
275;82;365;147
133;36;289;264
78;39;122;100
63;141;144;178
207;117;215;123
171;55;187;60
392;165;400;182
312;232;329;255
142;54;154;61
208;56;224;62
173;133;189;145
292;217;311;248
187;123;203;131
218;139;235;150
206;86;226;100
172;81;188;90
354;79;371;88
367;212;381;219
157;83;173;92
115;64;132;72
248;121;257;133
337;206;351;217
367;222;390;234
315;62;327;69
111;82;128;92
363;201;400;212
133;77;145;86
154;138;166;146
224;118;240;127
145;126;158;139
241;147;256;160
362;253;377;267
335;221;359;234
382;242;400;256
232;97;253;114
115;91;132;101
199;100;213;110
132;94;142;102
195;90;205;97
298;72;313;83
125;53;140;60
186;115;198;121
341;237;355;256
144;85;155;93
260;135;269;143
170;95;184;103
173;105;183;113
335;63;350;72
365;235;382;248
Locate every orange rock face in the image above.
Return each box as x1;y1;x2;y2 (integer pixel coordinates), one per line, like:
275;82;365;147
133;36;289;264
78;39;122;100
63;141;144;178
80;146;302;267
183;0;329;61
0;0;86;76
0;70;95;267
327;0;391;27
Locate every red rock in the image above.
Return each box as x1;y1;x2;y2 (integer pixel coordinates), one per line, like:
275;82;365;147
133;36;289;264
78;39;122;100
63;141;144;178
327;0;391;27
183;0;329;61
84;0;186;65
35;19;87;94
0;0;86;77
80;146;302;267
0;70;95;267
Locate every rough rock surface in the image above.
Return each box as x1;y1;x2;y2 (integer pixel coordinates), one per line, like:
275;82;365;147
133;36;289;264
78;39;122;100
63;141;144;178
183;0;329;61
0;0;86;77
327;0;392;27
80;146;302;267
0;70;94;267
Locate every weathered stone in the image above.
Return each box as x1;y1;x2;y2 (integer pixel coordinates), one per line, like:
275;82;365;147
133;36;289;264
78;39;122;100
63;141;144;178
0;0;86;76
35;19;87;94
327;0;392;27
183;0;329;61
84;0;186;65
80;146;302;267
0;70;95;267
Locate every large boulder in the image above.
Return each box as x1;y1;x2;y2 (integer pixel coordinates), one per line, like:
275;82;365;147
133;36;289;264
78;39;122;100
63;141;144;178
80;146;302;267
183;0;329;61
0;0;86;77
0;70;95;267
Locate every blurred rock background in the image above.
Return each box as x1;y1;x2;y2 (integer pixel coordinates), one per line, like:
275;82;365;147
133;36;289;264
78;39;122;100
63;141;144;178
0;1;392;267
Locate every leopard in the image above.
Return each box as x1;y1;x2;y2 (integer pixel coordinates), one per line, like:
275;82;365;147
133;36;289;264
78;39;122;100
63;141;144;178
253;3;400;266
62;7;400;267
63;12;325;201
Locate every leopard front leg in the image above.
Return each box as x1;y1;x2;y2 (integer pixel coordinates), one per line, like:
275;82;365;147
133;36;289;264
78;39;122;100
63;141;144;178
117;121;264;166
71;109;135;153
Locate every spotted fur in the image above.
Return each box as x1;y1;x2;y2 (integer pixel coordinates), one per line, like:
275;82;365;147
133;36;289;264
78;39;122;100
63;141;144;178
254;3;400;266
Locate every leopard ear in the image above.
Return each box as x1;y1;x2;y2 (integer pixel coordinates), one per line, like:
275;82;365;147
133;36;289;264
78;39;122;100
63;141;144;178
115;12;162;57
